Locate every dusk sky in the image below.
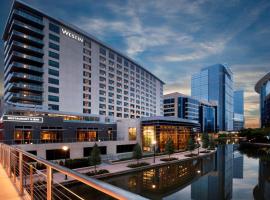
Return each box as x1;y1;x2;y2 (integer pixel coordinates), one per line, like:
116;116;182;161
1;0;270;128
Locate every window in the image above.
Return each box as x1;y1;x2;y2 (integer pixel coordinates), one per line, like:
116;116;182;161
48;86;59;93
99;47;106;56
48;95;59;102
49;51;59;59
109;51;114;59
48;69;59;76
124;60;128;67
83;56;91;63
49;34;59;43
117;56;122;63
49;60;59;68
49;42;59;51
49;23;60;34
48;77;59;85
84;41;91;48
128;127;137;140
49;104;59;110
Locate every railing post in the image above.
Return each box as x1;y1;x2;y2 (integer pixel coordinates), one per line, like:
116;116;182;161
47;166;52;200
19;152;24;195
13;153;16;183
8;148;11;177
30;165;34;200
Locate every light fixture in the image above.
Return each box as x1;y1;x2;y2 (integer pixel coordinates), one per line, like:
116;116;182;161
62;146;69;151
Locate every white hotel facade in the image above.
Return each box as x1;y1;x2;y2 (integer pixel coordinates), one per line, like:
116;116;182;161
3;0;164;119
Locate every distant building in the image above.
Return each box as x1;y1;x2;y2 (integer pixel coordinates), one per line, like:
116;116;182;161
191;64;234;131
163;92;217;133
255;72;270;128
233;90;245;130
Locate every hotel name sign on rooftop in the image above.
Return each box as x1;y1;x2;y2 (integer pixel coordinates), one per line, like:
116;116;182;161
61;28;84;43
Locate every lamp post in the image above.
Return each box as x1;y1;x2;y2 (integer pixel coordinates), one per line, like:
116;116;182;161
62;145;69;180
197;137;201;155
152;140;157;163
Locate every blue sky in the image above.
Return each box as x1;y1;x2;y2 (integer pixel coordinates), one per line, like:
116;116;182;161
1;0;270;127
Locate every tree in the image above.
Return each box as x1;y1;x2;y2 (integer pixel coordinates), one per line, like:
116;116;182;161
202;133;209;149
89;143;101;173
165;138;175;158
133;143;142;164
187;137;196;154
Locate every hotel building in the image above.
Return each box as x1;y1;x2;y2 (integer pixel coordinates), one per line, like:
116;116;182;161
163;92;217;133
3;0;164;119
191;64;234;131
255;72;270;128
0;0;200;160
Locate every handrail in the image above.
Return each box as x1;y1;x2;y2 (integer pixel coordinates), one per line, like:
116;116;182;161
0;143;148;200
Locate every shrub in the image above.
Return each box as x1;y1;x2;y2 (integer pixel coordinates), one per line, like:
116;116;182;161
165;138;175;158
127;162;150;168
133;143;143;164
89;143;101;173
160;157;178;162
65;158;90;169
85;169;109;176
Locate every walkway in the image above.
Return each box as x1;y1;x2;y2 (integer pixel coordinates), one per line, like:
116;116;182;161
53;149;215;183
0;165;21;200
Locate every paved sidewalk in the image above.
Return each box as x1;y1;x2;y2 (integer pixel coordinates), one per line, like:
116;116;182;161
53;149;215;183
0;165;21;200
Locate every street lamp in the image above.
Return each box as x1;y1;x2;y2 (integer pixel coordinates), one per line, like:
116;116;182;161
152;140;157;163
62;145;69;180
197;137;201;155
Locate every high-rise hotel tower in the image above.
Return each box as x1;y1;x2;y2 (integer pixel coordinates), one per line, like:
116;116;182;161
3;0;164;119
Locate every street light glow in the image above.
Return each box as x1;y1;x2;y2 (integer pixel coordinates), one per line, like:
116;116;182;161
62;146;69;151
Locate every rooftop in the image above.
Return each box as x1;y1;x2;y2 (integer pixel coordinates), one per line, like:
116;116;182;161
255;71;270;93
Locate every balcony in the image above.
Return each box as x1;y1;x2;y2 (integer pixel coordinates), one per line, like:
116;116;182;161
4;41;44;57
6;92;43;103
10;19;43;38
5;51;43;67
9;30;43;48
12;9;44;27
5;72;43;84
5;62;43;75
6;82;43;93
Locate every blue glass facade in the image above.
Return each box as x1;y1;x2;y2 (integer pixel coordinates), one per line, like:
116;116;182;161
257;78;270;128
233;90;244;130
191;64;234;131
199;103;217;133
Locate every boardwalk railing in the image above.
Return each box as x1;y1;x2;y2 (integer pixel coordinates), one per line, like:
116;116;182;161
0;143;148;200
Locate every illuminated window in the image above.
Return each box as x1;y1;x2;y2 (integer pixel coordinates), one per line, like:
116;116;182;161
128;128;137;141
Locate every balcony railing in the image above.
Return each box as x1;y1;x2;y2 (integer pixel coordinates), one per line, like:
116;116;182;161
5;62;43;74
10;19;44;36
13;9;44;26
5;72;43;84
0;143;147;200
10;30;43;46
6;82;43;93
7;92;43;102
5;51;44;66
4;40;44;56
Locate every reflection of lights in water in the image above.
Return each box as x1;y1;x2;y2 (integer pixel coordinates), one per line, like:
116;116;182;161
152;184;156;189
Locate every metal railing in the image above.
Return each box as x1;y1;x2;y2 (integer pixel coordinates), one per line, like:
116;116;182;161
0;143;148;200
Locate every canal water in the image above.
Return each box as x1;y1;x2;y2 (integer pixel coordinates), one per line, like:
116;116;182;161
67;144;270;200
104;144;269;200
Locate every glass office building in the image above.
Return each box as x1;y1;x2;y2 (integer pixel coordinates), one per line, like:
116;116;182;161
255;72;270;128
191;64;234;131
164;93;217;133
233;90;245;130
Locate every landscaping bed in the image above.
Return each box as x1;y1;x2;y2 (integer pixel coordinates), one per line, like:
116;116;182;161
127;162;150;168
85;169;109;176
200;150;211;153
184;153;198;157
160;157;178;162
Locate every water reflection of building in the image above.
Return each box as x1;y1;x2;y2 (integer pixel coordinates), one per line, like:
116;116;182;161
233;151;244;179
253;159;270;200
106;154;215;199
191;144;234;200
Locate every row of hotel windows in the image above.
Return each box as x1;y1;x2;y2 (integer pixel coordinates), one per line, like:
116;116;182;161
82;39;92;114
48;22;60;111
13;127;136;143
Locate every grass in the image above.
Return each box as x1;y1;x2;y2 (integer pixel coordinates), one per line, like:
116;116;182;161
127;162;150;168
160;157;178;162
